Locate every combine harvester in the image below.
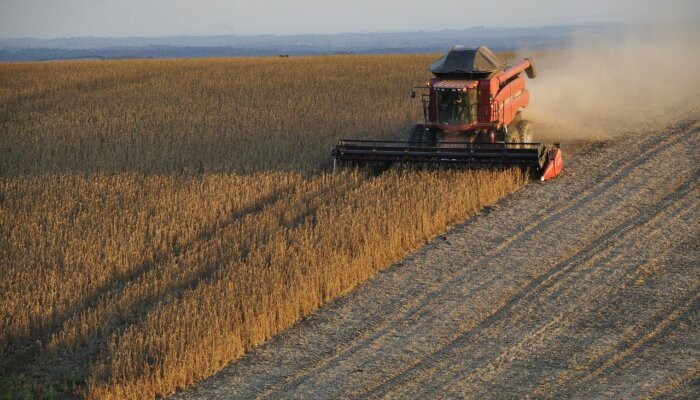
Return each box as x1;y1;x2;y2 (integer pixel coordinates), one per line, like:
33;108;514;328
332;46;563;181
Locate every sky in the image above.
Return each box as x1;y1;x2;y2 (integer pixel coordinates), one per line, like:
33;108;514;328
0;0;697;39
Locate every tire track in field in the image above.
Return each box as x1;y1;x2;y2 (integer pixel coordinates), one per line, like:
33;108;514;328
603;247;700;399
359;172;698;399
641;361;700;400
543;234;700;398
429;194;699;398
566;293;700;399
258;122;696;399
430;208;698;398
513;231;700;400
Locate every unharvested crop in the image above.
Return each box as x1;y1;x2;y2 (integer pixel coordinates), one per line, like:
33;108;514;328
0;56;525;399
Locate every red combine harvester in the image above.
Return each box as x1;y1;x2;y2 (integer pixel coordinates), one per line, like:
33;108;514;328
332;46;563;181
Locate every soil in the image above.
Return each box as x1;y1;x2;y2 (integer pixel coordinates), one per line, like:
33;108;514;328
173;119;699;399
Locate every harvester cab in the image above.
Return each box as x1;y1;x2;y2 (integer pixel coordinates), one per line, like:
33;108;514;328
333;45;563;181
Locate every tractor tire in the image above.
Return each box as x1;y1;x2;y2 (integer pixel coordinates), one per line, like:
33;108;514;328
506;111;523;143
409;124;424;144
505;126;520;145
517;120;533;143
422;129;437;147
512;110;523;126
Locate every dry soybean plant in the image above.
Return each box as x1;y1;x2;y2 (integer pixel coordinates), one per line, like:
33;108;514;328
0;55;526;399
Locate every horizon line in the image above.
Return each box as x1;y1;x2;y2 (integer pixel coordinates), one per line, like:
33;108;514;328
0;21;627;42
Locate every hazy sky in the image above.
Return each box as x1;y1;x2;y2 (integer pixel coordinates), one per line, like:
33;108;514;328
1;0;697;38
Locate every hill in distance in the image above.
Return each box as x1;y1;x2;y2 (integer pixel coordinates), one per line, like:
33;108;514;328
0;23;629;62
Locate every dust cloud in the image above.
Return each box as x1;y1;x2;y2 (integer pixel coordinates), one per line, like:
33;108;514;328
523;22;700;142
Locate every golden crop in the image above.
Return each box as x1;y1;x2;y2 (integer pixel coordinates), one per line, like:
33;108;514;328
0;55;525;399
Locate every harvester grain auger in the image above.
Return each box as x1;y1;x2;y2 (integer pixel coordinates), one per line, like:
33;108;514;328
332;46;563;181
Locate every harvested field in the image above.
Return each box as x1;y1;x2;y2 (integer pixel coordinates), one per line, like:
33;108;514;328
174;119;700;399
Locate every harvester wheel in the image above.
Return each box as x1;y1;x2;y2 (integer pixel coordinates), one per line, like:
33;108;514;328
422;129;437;147
505;127;520;145
409;124;425;144
512;111;522;125
517;120;533;143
